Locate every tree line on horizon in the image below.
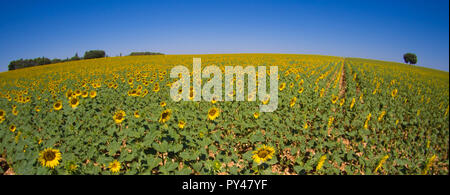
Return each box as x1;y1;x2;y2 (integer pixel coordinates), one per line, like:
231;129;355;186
7;50;164;71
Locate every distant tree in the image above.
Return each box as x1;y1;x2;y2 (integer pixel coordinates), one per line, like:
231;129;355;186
8;61;16;70
403;53;417;65
51;58;62;64
70;53;81;61
84;50;106;59
129;52;164;56
35;57;51;66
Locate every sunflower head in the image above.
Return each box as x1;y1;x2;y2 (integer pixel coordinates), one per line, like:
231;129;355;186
38;148;62;169
289;97;297;107
89;90;97;98
81;91;88;98
211;96;218;104
108;160;121;173
54;101;63;111
299;79;304;86
319;88;326;97
178;120;186;129
74;89;82;96
253;112;260;119
160;101;166;107
207;107;220;120
0;109;5;118
10;124;16;132
289;83;294;88
66;162;78;172
153;84;160;92
279;82;286;91
331;95;338;104
262;95;270;105
134;111;140;118
159;109;172;123
391;89;398;98
70;97;79;109
339;98;345;106
12;109;18;116
298;87;304;94
252;145;275;164
113;110;126;124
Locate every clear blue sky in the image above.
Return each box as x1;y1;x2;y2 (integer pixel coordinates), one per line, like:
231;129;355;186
0;0;448;72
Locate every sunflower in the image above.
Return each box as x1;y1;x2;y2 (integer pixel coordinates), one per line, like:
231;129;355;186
298;87;304;94
159;109;171;123
378;111;386;121
108;160;121;173
252;145;275;164
69;97;79;109
160;101;166;107
89;90;97;98
38;148;62;169
53;101;62;111
209;97;217;104
74;89;82;96
178;120;186;129
350;98;356;109
153;85;160;92
316;155;327;171
331;95;338;104
289;97;297;107
299;79;304;86
10;124;16;133
253;112;260;119
81;91;89;98
134;111;140;118
113;110;126;124
141;89;149;97
12;108;18;116
262;95;270;105
207;107;220;120
391;89;398;98
327;117;334;127
279;82;286;91
67;162;78;172
0;109;5;118
339;98;345;107
189;87;195;100
289;83;294;88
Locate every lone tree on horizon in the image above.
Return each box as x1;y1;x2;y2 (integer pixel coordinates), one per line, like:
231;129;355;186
403;53;417;65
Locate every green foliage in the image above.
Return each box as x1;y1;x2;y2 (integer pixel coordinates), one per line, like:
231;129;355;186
0;54;448;175
403;53;417;65
84;50;106;59
8;57;51;70
129;52;164;56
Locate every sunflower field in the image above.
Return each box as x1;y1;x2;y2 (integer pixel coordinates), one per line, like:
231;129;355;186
0;54;448;175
